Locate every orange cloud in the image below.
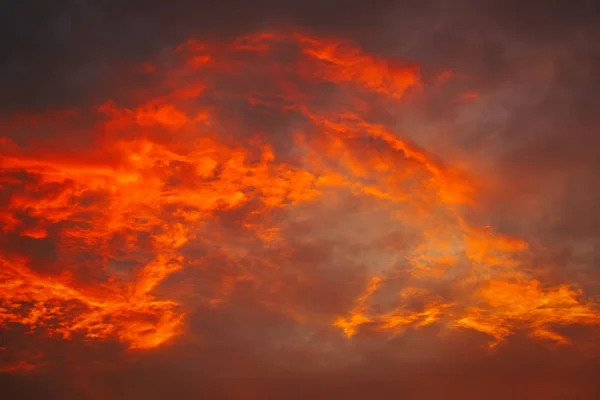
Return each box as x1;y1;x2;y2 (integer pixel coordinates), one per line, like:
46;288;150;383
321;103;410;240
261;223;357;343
1;30;598;374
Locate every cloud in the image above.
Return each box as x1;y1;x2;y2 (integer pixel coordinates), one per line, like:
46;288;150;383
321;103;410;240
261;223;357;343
2;1;600;399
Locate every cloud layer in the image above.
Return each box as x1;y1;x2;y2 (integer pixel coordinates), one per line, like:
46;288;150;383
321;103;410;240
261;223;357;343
1;1;600;399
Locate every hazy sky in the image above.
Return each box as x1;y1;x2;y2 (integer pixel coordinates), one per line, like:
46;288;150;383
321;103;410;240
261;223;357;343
1;1;600;399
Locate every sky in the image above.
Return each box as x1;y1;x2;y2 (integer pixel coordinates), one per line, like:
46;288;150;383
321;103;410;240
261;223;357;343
1;0;600;399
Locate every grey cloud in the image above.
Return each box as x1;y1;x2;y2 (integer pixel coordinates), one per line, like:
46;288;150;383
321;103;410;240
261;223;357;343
3;1;600;398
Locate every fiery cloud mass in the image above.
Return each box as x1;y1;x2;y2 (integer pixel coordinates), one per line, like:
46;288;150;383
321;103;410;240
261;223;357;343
2;1;600;398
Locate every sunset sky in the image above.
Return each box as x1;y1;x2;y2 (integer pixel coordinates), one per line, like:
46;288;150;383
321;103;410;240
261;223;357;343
1;1;600;399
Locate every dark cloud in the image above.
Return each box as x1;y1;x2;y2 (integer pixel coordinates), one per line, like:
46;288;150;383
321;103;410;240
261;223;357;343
2;1;600;399
0;0;397;114
2;327;600;399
